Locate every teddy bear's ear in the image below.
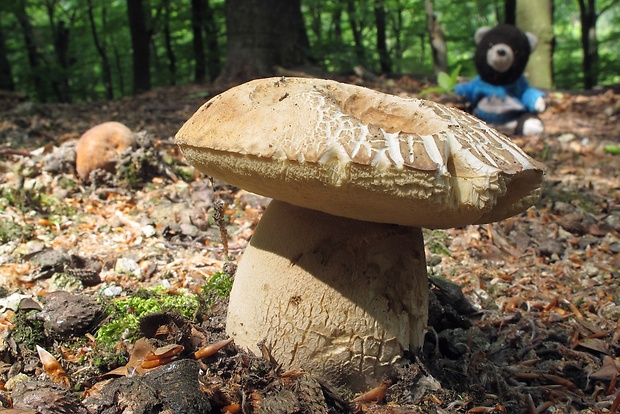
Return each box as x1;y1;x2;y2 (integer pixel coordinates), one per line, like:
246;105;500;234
525;32;538;51
474;26;492;44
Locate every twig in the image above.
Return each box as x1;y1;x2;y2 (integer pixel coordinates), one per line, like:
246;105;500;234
0;148;33;157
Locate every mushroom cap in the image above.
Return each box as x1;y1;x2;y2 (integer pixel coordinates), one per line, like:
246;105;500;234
75;121;135;181
176;77;545;228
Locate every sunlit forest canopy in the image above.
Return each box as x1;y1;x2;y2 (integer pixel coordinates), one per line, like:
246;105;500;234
1;0;618;103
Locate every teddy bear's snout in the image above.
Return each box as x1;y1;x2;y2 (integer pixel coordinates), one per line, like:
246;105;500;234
487;43;514;73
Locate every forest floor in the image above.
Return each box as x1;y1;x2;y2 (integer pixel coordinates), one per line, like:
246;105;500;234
0;75;619;414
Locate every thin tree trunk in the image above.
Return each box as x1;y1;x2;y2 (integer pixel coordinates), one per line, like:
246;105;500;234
504;0;516;24
0;19;15;91
87;0;113;99
389;1;404;73
374;0;391;73
577;0;598;89
14;0;47;101
190;0;206;83
345;0;365;63
424;0;447;74
308;1;322;42
113;46;125;96
127;0;151;94
331;2;343;43
516;0;554;89
203;0;221;81
162;0;176;85
44;0;72;102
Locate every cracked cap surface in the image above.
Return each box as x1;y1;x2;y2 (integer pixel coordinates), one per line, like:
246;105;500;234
175;77;545;228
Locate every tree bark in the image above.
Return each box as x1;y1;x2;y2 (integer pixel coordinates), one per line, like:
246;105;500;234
203;0;221;81
388;2;405;73
87;0;113;99
345;0;365;62
190;0;206;83
516;0;554;89
424;0;447;74
216;0;308;84
504;0;516;24
374;0;391;73
577;0;598;89
44;0;73;102
14;0;47;101
162;0;176;85
330;2;343;43
126;0;151;94
0;19;15;91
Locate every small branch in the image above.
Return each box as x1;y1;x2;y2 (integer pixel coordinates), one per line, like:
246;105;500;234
0;149;34;157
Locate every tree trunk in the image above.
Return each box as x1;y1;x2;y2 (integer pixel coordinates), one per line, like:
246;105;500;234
162;0;176;85
44;0;72;102
516;0;554;89
504;0;516;24
216;0;308;84
424;0;447;74
330;2;343;43
389;2;404;73
577;0;598;89
308;1;322;43
15;0;48;101
345;0;365;62
203;0;221;81
126;0;151;94
0;20;15;91
190;0;206;83
87;0;113;99
374;0;391;73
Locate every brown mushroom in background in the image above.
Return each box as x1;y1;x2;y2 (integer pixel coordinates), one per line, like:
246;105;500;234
175;77;545;391
75;121;134;181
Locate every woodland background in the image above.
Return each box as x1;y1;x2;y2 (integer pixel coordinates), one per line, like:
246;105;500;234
0;0;619;104
0;1;619;412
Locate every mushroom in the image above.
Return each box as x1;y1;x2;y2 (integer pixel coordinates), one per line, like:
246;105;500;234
75;121;135;181
175;77;545;391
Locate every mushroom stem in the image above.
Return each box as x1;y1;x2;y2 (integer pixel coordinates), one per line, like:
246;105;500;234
226;200;428;391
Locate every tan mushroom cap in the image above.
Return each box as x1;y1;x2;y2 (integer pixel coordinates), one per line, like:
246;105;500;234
176;77;545;228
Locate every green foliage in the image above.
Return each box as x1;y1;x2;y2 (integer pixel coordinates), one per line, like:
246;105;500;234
419;65;461;96
1;0;618;101
95;287;199;348
8;310;46;352
0;186;75;217
603;145;620;155
0;218;32;243
202;271;233;299
424;229;452;257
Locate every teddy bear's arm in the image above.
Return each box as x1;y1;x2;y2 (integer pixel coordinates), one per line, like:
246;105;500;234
516;76;546;113
455;76;506;102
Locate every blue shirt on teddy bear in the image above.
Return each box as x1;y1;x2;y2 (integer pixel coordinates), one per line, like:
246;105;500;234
454;75;545;125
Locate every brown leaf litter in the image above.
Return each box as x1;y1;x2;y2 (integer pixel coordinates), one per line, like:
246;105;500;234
0;79;618;413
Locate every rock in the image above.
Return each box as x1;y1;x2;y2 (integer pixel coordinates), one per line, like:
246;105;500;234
552;201;575;216
557;213;588;235
114;257;142;278
577;236;600;249
34;291;103;337
537;239;566;257
75;122;135;181
11;379;87;414
42;140;77;174
25;249;70;281
83;359;211;414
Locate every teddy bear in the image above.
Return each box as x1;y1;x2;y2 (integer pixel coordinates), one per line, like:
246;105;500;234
454;24;546;136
